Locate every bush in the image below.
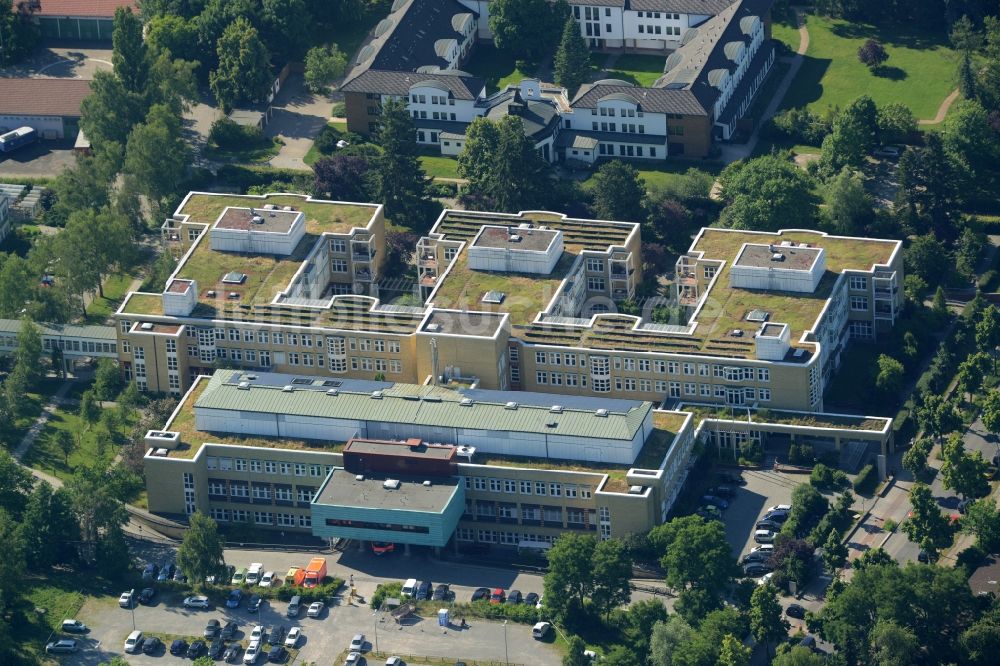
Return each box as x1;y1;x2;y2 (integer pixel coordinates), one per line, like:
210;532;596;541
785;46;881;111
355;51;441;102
210;118;264;150
853;463;878;494
314;124;366;156
766;107;832;145
810;463;850;489
331;102;346;117
789;441;815;465
215;165;312;192
429;182;458;198
371;581;403;610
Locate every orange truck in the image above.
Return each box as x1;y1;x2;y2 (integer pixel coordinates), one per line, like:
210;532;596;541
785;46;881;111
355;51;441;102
303;557;327;588
284;566;305;587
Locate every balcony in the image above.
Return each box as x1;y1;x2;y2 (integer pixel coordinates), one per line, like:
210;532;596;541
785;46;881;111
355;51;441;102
353;252;373;263
354;270;373;282
419;254;437;269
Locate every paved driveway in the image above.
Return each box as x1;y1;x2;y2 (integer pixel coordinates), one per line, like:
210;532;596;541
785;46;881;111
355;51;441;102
0;138;76;177
0;43;112;79
266;75;332;170
720;466;799;560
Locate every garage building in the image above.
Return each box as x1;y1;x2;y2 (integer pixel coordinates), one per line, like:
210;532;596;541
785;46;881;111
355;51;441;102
32;0;138;41
0;78;91;139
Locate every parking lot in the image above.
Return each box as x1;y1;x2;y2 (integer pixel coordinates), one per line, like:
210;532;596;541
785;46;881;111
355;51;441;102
716;466;799;561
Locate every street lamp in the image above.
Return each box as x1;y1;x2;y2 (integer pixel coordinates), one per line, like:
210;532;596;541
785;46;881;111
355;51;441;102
373;609;380;654
503;619;509;666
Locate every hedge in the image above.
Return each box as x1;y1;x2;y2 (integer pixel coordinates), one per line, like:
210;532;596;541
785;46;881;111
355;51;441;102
215;164;311;189
853;463;878;494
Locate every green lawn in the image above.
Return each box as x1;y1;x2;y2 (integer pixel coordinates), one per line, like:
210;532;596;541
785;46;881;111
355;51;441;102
772;15;801;53
463;45;535;93
581;159;723;192
601;53;666;87
203;137;283;165
22;407;122;481
782;15;958;119
83;271;142;325
304;121;350;166
419;154;460;179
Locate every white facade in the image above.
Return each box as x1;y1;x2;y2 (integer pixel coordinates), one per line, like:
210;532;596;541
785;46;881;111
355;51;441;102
467;227;565;274
162;280;198;317
209;208;305;256
730;244;827;293
571;3;626;47
754;323;790;361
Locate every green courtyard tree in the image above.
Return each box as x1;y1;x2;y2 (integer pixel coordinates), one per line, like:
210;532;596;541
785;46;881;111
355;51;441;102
112;6;149;94
209;17;273;113
304;44;348;93
719;155;818;231
718;634;751;666
590;538;632;618
93;359;123;401
940;434;990;499
868;621;920;666
902;437;933;480
543;533;596;619
16;481;79;568
902;482;954;557
915;393;961;442
751;584;789;657
823;168;872;235
53;430;74;465
458;116;550;212
649;515;734;599
874;354;904;397
489;0;563;64
177;512;227;587
591;160;646;223
822;529;848;573
372;98;431;228
957;352;990;402
554;15;590;95
124;103;191;213
820;95;879;172
961;498;1000;553
876;102;916;145
772;646;825;666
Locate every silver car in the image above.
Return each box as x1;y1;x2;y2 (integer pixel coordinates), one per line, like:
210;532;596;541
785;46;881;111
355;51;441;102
46;639;79;654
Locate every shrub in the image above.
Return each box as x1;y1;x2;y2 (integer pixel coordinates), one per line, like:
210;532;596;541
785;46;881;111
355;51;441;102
767;107;832;145
883;518;898;533
371;581;403;610
789;442;815;465
209;118;264;150
853;463;878;494
331;102;346;117
429;182;458;198
810;463;849;489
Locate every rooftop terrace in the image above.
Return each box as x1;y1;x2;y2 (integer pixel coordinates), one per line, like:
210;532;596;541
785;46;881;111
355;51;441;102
435;210;635;252
176;193;377;235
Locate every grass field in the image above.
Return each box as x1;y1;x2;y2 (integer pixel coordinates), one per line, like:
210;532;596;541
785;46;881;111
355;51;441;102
600;53;667;87
419;154;461;179
581;159;723;192
772;15;801;53
22;407;123;481
782;15;958;119
303;121;350;166
203;137;282;165
463;46;535;93
83;271;143;325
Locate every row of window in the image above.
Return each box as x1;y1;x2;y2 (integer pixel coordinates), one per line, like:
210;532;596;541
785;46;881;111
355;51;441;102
635;11;682;20
207;480;318;504
598;143;659;158
209;507;312;528
637;24;681;36
205;457;333;477
533;354;771;382
465;477;593;499
455;528;561;545
595;106;643;118
591;121;646;133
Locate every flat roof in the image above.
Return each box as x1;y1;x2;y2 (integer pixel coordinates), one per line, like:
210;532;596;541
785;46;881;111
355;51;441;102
214;207;300;233
734;243;821;270
472;226;558;251
175;193;378;236
345;438;456;461
0;318;117;341
433;210;636;253
166;279;192;294
422;309;506;336
131;322;182;335
315;469;460;512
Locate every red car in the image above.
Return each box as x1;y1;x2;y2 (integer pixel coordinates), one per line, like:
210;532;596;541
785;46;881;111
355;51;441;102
372;542;395;556
490;588;505;604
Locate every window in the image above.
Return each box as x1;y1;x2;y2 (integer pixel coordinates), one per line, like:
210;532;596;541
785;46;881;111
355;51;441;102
504;479;516;493
254;512;273;525
331;259;348;273
683;362;694;375
667;361;679;374
535;481;547;496
849;276;868;290
330;239;346;253
758;368;770;382
536;371;548;385
587;277;605;291
851;296;869;311
520;480;532;495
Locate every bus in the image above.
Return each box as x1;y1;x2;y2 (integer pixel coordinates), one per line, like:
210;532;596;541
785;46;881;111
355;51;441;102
0;127;37;154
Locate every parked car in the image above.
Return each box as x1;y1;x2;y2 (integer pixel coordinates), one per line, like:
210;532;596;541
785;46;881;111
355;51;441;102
61;619;88;633
268;645;288;663
248;594;264;613
506;590;523;604
170;639;189;656
786;603;806;619
372;541;395;555
307;601;324;618
138;587;156;605
142;563;159;580
224;643;242;663
157;562;176;581
205;618;221;638
767;504;792;513
875;145;901;158
260;571;277;587
532;622;552;639
490;588;506;604
184;595;211;609
125;630;145;654
227;589;244;608
709;485;735;498
119;589;135;608
743;562;772;577
243;641;262;664
755;529;776;544
209;638;226;659
173;569;188;583
349;633;366;652
524;592;540;607
221;621;239;640
345;653;362;665
764;510;789;523
385;657;404;666
416;580;433;600
432;584;451;601
702;495;729;509
46;639;79;654
718;472;746;485
142;636;162;654
756;520;782;532
471;587;490;602
284;627;302;648
187;640;206;658
270;625;287;645
250;625;265;643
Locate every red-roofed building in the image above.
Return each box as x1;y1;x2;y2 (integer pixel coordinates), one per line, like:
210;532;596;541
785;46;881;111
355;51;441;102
30;0;138;41
0;78;91;138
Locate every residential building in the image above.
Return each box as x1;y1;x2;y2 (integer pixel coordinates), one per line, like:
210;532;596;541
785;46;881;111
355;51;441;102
0;78;91;139
339;0;775;159
140;368;892;549
28;0;138;41
115;192;903;416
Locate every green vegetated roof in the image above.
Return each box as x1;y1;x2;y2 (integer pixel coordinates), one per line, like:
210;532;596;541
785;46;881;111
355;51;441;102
435;210;635;252
193;371;653;441
679;403;889;432
176;193;377;235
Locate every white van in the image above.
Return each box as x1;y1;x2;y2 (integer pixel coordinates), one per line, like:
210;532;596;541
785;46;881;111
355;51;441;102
754;529;776;544
246;563;264;585
401;578;418;597
532;622;552;639
124;630;144;653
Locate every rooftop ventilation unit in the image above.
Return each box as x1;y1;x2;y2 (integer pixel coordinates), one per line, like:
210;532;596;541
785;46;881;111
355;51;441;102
246;374;258;381
628;485;644;494
152;448;169;457
508;234;522;242
545;420;558;428
222;272;247;284
263;204;276;210
206;290;216;298
326;388;339;396
426;323;441;332
770;252;785;262
482;291;506;304
459;397;474;407
746;309;769;323
504;401;518;410
281;385;294;393
422;396;442;403
371;390;384;399
251;215;265;225
228;292;240;299
283;206;293;212
595;408;609;417
383;479;401;490
355;474;364;481
549;405;564;413
140;322;154;331
237;381;250;390
730;329;744;337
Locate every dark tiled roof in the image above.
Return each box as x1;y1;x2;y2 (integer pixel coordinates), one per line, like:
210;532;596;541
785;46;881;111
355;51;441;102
0;78;91;117
567;0;625;6
483;91;560;139
629;0;735;14
556;131;599;150
340;69;485;101
570;82;707;116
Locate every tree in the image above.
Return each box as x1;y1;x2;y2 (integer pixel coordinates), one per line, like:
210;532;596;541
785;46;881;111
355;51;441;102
874;354;904;397
554;16;590;95
902;437;933;480
79;71;148;148
621;599;668;656
852;547;896;570
176;512;227;587
940;434;990;499
904;234;951;287
648;515;734;599
977;306;1000;370
17;482;79;568
14;315;43;387
79;390;100;431
820;95;879;172
960;497;1000;553
876;102;916;145
304;44;347;93
822;529;848;573
112;6;149;94
942;100;1000;178
371;98;431;228
902;483;954;557
0;509;26;611
53;429;75;465
124;103;191;212
751;584;789;657
0;0;40;66
857;39;889;70
209;17;272;113
562;636;588;666
957;352;990;401
915;393;961;442
458;116;550;213
823;168;872;235
718;634;751;666
65;465;129;547
312;155;370;202
0;449;34;520
772;646;825;666
543;533;596;619
784;483;829;538
719;155;818;231
590;538;632;618
959;52;978;100
951;15;982;54
489;0;563;64
591;161;646;222
896;136;964;239
648;616;695;666
93;359;123;401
